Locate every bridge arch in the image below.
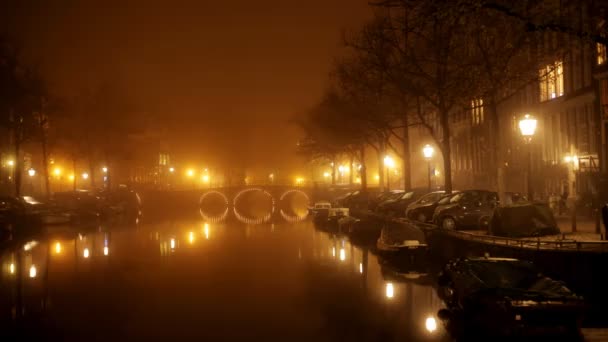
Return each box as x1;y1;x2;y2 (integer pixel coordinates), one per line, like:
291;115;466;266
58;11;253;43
278;189;310;222
199;190;230;223
232;187;275;224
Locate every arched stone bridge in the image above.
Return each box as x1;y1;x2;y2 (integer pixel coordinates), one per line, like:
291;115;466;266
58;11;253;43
198;185;313;224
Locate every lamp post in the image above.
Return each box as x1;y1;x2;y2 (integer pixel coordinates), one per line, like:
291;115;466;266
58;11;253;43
518;114;537;201
384;156;395;191
564;155;579;232
28;168;36;195
423;145;434;192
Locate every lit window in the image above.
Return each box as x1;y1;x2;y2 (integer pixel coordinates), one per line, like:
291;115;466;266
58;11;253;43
470;98;484;125
539;61;563;101
598;43;607;65
158;153;169;166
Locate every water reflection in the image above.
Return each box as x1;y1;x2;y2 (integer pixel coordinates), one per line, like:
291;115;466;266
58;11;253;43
0;219;451;340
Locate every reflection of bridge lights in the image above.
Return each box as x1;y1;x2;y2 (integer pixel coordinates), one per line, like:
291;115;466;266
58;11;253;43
425;317;437;333
339;248;346;261
385;283;394;298
29;265;37;278
203;224;210;240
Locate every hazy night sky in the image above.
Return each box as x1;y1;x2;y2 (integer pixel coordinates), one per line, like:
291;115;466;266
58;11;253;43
1;1;372;174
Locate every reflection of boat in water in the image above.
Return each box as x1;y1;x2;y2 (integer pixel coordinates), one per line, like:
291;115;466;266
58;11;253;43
437;257;586;340
378;255;433;286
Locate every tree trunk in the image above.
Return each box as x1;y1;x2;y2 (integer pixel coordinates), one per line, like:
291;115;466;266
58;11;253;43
488;96;506;205
331;155;337;185
349;154;354;185
11;110;22;197
440;110;453;193
41;135;50;198
378;138;386;192
72;158;77;191
402;115;411;190
360;145;367;191
89;156;96;189
13;134;21;197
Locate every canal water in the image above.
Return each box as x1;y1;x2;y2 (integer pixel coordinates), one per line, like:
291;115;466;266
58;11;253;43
0;219;449;341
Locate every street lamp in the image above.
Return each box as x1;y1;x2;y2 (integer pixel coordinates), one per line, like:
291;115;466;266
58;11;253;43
102;167;108;173
82;172;89;180
27;168;36;195
519;114;537;201
384;156;395;191
423;145;434;192
169;167;175;173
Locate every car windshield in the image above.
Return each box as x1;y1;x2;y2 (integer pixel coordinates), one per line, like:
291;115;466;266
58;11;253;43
417;193;437;204
449;193;464;203
401;191;414;200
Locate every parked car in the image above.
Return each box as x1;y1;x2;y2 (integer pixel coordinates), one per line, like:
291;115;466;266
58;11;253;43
437;257;585;339
51;191;103;224
332;192;354;208
0;196;43;237
343;190;380;211
432;190;498;230
405;191;452;222
376;188;427;217
368;190;405;211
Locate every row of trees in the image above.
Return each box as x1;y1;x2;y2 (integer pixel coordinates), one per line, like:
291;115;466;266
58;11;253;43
299;0;607;199
1;37;139;197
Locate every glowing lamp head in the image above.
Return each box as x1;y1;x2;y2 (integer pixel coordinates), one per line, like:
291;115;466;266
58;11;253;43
7;160;14;167
323;172;330;178
385;283;394;298
54;167;62;176
169;167;175;173
103;246;109;256
83;248;90;258
186;169;195;177
69;174;75;181
425;317;437;333
29;265;37;278
55;242;62;254
339;248;346;261
423;144;434;159
383;156;395;168
28;168;36;177
102;167;108;173
82;172;89;180
519;114;537;138
201;175;210;183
